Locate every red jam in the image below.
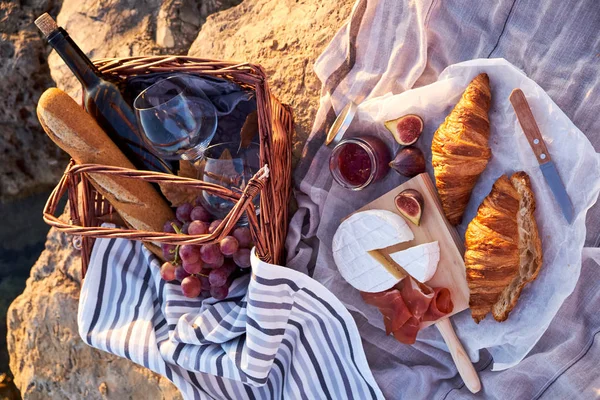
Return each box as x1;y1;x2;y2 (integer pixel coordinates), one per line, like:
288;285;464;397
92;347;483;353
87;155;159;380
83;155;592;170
338;143;372;186
329;135;391;190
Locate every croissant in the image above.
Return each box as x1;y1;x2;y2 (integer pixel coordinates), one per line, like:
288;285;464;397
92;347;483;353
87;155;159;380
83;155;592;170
431;73;492;225
464;172;543;323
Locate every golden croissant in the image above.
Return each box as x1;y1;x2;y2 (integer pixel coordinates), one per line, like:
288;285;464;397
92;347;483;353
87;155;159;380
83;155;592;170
432;73;492;225
464;172;543;323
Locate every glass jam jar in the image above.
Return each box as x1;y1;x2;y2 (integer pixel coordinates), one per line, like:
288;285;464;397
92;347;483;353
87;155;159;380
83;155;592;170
329;135;391;190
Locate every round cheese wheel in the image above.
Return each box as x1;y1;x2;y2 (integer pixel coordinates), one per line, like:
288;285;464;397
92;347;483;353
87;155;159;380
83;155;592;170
332;210;413;292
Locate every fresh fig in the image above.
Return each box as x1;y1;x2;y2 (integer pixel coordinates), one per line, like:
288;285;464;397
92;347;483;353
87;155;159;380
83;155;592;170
395;189;424;226
384;114;424;145
389;146;426;177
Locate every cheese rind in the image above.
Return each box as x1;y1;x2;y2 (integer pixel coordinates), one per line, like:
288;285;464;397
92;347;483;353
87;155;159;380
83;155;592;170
332;210;414;292
389;241;440;283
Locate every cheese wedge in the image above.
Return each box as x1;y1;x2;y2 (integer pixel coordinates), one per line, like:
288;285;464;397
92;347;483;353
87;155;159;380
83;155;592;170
332;210;414;292
389;241;440;283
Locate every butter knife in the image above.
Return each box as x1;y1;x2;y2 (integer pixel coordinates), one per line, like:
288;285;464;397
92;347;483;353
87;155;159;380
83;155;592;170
509;88;574;223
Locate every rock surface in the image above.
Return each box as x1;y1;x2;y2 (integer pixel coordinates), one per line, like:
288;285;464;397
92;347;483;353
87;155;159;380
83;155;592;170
7;227;183;400
8;0;353;398
0;191;56;379
49;0;242;100
189;0;354;163
0;0;68;201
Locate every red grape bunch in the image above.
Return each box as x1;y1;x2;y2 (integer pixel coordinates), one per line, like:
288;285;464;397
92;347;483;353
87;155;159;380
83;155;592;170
159;200;254;300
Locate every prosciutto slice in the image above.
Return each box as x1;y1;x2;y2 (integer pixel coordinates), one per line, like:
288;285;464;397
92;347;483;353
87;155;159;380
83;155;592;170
361;290;412;334
423;287;454;322
392;317;421;345
362;276;453;344
397;276;434;320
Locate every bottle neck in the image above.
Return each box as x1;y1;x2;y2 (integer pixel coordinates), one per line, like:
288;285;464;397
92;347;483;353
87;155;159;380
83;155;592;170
47;28;102;88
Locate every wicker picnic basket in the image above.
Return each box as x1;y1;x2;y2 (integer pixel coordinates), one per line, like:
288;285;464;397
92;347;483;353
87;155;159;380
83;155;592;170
42;56;293;277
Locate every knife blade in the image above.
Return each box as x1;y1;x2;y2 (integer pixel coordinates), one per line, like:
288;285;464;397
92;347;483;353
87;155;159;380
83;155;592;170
540;162;574;223
509;88;574;224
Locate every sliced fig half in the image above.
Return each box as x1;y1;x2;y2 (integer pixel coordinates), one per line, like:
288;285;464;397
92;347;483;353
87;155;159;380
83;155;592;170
395;189;424;226
384;114;424;145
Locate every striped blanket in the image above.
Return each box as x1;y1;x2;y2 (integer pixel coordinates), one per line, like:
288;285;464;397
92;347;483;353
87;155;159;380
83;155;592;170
78;236;384;399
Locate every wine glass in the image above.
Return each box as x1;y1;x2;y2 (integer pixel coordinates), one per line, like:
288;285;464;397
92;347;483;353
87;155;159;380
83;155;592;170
196;142;261;223
133;74;218;162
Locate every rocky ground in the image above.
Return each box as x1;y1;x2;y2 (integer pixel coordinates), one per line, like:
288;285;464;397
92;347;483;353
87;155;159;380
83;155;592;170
8;227;182;400
0;1;68;397
0;192;58;373
0;0;68;202
5;0;353;398
188;0;354;161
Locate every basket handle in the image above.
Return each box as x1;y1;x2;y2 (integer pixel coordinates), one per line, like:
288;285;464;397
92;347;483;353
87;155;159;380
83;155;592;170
43;162;270;252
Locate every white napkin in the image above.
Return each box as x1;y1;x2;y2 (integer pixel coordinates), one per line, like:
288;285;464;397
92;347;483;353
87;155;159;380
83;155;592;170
337;58;600;370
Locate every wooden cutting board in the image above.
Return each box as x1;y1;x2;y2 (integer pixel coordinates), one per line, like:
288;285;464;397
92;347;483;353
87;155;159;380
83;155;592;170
353;172;470;327
350;172;480;393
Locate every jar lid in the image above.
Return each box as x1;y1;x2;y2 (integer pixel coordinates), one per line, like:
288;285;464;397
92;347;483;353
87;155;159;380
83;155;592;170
325;102;357;147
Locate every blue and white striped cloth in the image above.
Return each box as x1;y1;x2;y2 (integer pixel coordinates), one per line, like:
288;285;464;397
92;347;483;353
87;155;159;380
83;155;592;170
78;236;384;399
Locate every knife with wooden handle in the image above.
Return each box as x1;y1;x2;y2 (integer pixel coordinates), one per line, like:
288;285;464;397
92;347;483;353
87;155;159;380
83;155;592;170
509;88;574;223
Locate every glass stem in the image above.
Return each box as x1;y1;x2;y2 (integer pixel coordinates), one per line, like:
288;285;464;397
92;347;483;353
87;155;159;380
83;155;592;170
182;144;206;164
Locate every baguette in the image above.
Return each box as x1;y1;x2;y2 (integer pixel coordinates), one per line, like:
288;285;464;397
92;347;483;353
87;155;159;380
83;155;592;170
37;88;174;258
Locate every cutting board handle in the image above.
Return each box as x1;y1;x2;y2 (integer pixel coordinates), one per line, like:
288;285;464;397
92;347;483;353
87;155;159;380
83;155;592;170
436;318;481;393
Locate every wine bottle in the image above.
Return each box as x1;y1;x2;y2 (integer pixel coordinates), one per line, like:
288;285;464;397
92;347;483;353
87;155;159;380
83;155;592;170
34;13;173;174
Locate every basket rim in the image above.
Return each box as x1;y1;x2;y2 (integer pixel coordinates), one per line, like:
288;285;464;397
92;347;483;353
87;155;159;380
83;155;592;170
43;161;270;247
93;55;265;79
